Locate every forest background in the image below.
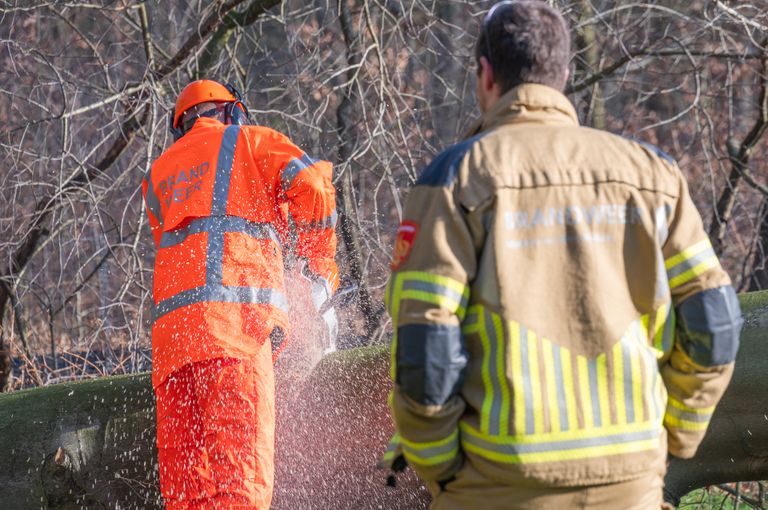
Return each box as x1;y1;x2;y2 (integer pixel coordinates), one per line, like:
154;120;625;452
0;0;766;506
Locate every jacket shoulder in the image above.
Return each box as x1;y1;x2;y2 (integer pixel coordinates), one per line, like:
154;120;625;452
622;136;677;165
417;133;487;187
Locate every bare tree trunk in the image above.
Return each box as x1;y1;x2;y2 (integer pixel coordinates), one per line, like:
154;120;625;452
748;198;768;291
709;42;768;255
336;0;384;342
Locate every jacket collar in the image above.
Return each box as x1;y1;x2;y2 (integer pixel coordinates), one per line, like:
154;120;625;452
465;83;579;138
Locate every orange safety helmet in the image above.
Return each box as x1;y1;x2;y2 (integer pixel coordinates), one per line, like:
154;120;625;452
170;80;250;140
173;80;236;128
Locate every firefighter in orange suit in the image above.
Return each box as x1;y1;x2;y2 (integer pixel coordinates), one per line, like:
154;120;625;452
380;2;743;509
142;80;338;509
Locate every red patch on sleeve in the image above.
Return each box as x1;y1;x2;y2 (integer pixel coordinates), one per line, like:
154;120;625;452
390;221;419;270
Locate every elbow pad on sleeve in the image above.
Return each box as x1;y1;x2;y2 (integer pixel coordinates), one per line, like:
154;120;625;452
396;324;467;406
676;285;743;366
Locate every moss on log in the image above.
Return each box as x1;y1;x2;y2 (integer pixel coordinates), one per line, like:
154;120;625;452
0;291;766;509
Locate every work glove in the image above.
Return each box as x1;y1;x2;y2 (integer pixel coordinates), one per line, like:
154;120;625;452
301;263;339;352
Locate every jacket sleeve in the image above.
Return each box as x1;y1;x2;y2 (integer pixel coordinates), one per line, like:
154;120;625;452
269;133;339;298
660;165;743;458
385;159;476;482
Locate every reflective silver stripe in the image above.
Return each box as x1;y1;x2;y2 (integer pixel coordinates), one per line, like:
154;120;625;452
401;435;459;462
588;357;602;427
462;427;659;455
153;286;289;321
210;126;240;216
654;206;671;301
552;343;569;432
206;231;225;284
621;336;635;423
484;309;504;435
160;216;280;248
144;178;164;229
462;308;480;330
281;153;318;192
520;326;534;434
402;279;468;312
665;404;711;423
661;307;675;354
655;206;670;246
666;246;716;280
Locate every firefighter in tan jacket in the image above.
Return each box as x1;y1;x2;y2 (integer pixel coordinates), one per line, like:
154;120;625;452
381;2;743;509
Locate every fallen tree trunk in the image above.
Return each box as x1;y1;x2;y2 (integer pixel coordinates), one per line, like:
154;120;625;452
0;291;766;509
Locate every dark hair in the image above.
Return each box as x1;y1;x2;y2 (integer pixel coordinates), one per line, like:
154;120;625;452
476;1;570;92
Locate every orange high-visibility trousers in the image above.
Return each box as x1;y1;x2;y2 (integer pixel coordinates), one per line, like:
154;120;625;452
155;350;275;510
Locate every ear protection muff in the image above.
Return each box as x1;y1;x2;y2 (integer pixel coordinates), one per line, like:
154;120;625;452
169;112;185;141
224;83;251;126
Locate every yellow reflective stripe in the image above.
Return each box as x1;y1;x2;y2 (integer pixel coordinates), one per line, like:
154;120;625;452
479;311;494;434
561;348;578;432
396;271;469;318
542;337;560;433
493;313;511;436
463;437;659;464
668;257;719;289
400;429;459;466
667;396;716;415
664;239;711;270
665;239;720;289
459;422;660;464
382;433;401;462
630;340;644;425
398;289;464;315
666;395;714;431
577;355;594;429
463;416;661;444
596;353;611;427
387;274;405;380
651;305;665;355
612;342;626;426
528;330;544;434
510;322;526;436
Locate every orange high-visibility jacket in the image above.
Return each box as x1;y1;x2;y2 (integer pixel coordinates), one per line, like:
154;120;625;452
142;117;338;387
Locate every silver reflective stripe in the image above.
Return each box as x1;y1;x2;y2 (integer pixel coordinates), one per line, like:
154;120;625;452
621;336;635;423
665;403;711;423
654;206;670;301
144;178;164;229
588;357;602;427
666;246;716;280
520;326;534;434
401;279;468;312
281;154;318;192
206;231;225;284
462;427;659;455
552;343;569;432
402;435;458;462
661;307;675;354
160;216;280;248
210;126;240;216
153;286;289;321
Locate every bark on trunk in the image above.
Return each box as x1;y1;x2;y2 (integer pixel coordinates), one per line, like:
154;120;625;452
0;291;766;509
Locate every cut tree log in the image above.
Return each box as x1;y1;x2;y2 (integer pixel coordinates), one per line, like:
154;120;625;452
0;291;766;509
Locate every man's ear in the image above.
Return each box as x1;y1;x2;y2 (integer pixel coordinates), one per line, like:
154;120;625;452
479;56;495;92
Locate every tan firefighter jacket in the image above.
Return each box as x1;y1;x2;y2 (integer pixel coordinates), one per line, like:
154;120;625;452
381;84;743;487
